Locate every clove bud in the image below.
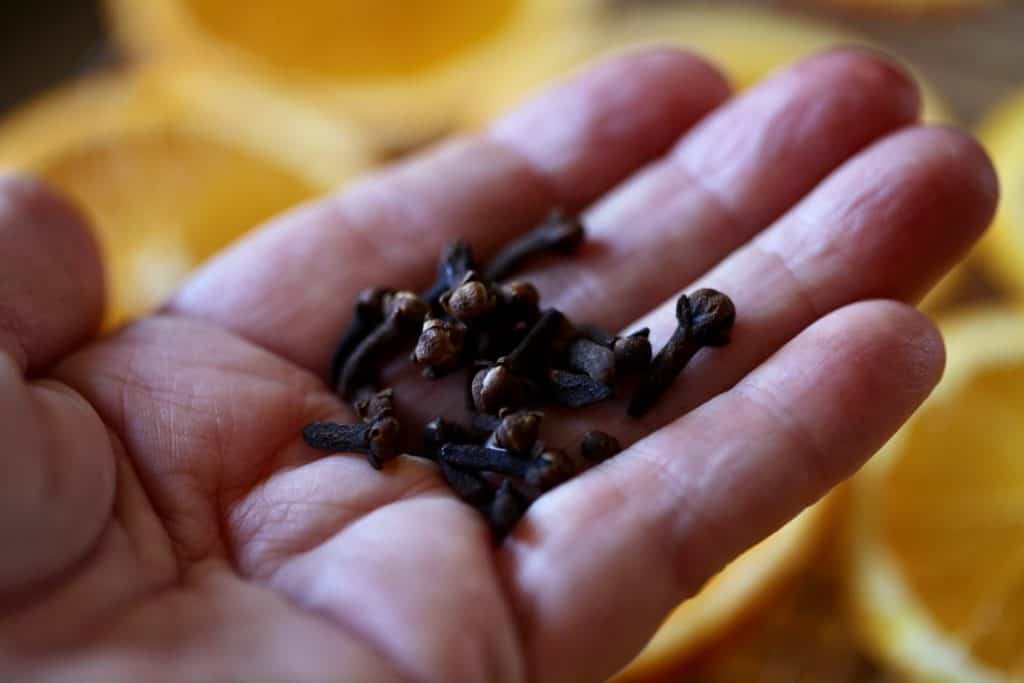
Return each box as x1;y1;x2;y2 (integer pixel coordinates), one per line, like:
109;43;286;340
627;289;735;418
484;210;585;282
337;291;429;399
303;416;402;470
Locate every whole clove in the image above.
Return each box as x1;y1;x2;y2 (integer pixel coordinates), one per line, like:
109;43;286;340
412;316;467;377
577;325;653;376
303;417;401;470
440;443;528;478
524;447;577;491
546;369;614;408
337;291;429;399
579;430;622;465
423;417;477;459
499;308;566;378
440;462;493;507
329;287;394;390
486;411;543;454
353;387;396;423
628;289;736;418
440;272;499;323
423;239;477;308
488;480;530;539
498;281;540;322
484;210;585;282
471;364;532;415
565;337;616;387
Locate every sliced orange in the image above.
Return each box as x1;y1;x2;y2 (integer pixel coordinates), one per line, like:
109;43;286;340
105;0;599;150
0;69;371;323
977;90;1024;301
613;496;834;681
845;308;1024;682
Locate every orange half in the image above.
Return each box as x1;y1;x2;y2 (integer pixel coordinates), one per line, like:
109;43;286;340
0;69;371;323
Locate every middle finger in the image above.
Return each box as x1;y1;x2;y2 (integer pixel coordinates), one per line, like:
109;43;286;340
523;49;921;329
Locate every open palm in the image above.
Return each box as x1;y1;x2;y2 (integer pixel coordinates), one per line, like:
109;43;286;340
0;48;997;683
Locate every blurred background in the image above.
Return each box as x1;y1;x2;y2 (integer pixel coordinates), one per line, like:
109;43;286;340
1;1;1022;681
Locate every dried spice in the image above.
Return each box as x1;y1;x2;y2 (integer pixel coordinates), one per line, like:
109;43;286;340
440;443;529;477
487;411;543;454
579;430;622;465
412;316;467;377
440;462;493;507
423;416;476;459
628;289;736;418
483;210;585;282
423;240;476;309
303;417;401;470
353;387;396;423
328;287;393;390
546;369;614;407
304;211;735;540
337;290;429;399
440;272;499;322
523;447;577;491
488;480;530;540
565;337;617;387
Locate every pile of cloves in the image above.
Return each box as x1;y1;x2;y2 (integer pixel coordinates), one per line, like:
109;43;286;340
303;210;736;540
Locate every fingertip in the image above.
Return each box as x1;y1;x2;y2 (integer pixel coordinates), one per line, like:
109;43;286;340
877;125;1000;264
922;124;1001;229
796;46;922;124
0;173;106;372
816;300;946;422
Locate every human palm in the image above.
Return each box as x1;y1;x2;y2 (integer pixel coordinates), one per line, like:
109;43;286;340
0;48;997;683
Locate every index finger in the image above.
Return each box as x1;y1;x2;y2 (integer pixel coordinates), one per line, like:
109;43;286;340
169;48;731;374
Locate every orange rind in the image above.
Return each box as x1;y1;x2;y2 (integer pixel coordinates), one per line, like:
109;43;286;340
845;309;1024;682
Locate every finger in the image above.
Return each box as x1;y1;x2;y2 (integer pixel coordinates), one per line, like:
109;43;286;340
171;48;730;374
522;48;922;328
323;48;933;432
0;174;114;594
507;301;944;683
0;174;105;373
629;125;997;426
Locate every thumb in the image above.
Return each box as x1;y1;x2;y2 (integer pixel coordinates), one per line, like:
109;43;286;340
0;175;114;595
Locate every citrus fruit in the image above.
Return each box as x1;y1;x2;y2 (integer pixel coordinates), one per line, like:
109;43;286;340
106;0;599;150
977;90;1024;300
0;69;371;323
845;308;1024;682
613;496;834;681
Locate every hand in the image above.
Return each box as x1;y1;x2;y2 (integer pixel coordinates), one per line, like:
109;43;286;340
0;48;997;683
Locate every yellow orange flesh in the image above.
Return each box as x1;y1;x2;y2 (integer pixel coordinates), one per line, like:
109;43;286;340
41;129;316;320
179;0;520;78
614;499;831;680
881;364;1024;674
847;311;1024;682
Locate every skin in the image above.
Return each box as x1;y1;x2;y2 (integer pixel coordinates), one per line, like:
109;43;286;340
0;48;998;683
